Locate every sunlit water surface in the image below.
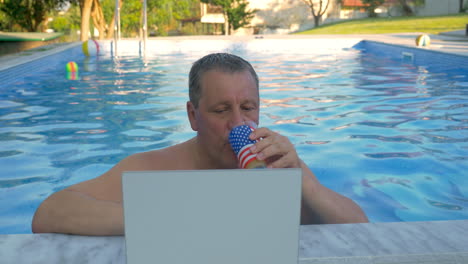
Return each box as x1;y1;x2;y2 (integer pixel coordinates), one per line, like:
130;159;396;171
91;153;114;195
0;39;467;233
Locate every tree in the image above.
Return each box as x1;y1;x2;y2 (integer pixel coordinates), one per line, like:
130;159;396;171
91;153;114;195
391;0;425;16
107;0;123;38
91;0;107;40
361;0;384;17
76;0;121;41
301;0;331;28
76;0;199;39
0;8;14;31
397;0;413;16
49;4;81;36
76;0;93;41
93;0;123;39
0;0;68;32
226;0;256;33
201;0;256;35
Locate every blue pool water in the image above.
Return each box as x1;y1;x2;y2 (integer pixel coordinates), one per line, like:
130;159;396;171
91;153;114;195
0;39;467;234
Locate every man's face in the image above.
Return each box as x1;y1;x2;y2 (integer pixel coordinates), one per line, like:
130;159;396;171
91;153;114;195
188;69;260;168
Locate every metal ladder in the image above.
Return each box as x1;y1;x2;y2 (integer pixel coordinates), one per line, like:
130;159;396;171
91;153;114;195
113;0;147;57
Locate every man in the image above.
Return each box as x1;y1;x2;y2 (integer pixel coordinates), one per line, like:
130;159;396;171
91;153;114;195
32;53;368;235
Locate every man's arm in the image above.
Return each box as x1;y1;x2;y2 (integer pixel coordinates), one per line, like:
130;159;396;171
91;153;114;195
31;187;124;235
249;128;368;225
299;161;368;224
31;153;150;235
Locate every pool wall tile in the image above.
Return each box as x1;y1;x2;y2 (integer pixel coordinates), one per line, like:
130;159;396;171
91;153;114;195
2;40;467;89
353;41;468;76
0;45;83;89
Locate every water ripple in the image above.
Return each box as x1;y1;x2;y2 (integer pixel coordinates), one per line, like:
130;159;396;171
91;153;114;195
350;134;422;144
0;176;51;188
364;152;423;159
422;134;468;143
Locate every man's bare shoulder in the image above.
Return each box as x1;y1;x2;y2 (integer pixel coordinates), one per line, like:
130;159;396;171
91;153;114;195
64;139;196;200
123;139;196;171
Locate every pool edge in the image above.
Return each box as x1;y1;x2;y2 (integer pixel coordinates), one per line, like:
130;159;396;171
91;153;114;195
0;42;82;72
0;220;467;263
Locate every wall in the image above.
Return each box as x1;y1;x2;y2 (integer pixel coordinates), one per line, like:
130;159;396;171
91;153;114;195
416;0;460;16
233;0;340;35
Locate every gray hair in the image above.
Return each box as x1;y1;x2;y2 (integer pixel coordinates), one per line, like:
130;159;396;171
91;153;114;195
188;53;259;108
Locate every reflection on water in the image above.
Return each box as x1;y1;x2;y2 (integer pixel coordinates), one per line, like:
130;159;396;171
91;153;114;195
255;48;467;223
0;41;467;233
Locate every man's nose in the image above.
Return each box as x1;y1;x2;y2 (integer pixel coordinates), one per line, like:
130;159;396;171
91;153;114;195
228;108;245;130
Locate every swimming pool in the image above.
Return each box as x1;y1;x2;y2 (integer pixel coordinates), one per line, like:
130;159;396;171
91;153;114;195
0;38;467;234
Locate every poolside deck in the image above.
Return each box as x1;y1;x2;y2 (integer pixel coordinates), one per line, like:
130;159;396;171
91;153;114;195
0;33;467;263
0;32;64;56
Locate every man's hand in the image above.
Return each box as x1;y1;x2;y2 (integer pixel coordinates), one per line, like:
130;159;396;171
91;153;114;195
249;127;301;168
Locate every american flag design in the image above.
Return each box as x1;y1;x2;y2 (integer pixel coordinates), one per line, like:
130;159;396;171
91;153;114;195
229;125;259;169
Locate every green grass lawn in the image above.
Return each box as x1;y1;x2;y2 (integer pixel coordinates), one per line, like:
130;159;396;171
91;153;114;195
296;14;468;34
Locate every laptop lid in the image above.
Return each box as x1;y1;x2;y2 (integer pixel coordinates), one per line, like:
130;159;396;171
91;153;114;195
122;169;302;264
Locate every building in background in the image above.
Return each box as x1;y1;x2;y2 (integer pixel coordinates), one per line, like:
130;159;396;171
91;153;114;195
414;0;461;16
199;0;465;35
340;0;463;17
200;0;339;35
199;3;225;35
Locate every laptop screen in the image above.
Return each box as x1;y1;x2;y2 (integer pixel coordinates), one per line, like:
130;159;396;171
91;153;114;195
122;169;302;264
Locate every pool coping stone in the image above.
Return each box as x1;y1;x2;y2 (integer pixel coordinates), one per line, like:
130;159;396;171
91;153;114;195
0;220;467;263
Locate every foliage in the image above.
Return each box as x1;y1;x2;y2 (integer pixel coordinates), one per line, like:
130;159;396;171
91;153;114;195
120;0;142;37
0;0;204;37
296;13;468;34
226;0;256;31
0;0;69;32
49;3;81;36
361;0;385;17
0;9;14;31
201;0;256;34
49;16;69;32
95;0;199;37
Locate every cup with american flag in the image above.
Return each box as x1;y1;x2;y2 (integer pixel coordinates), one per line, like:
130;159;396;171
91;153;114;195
228;123;266;169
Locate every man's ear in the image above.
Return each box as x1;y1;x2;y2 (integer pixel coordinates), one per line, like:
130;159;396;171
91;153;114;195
187;101;198;131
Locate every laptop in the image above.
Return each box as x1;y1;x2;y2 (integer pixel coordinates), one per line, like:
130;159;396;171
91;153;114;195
122;169;302;264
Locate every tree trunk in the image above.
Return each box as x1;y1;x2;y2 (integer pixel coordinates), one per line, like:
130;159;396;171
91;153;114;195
313;15;320;27
107;0;123;39
91;0;107;40
40;16;49;32
80;0;93;41
224;11;229;35
32;0;46;32
303;0;330;28
108;18;115;39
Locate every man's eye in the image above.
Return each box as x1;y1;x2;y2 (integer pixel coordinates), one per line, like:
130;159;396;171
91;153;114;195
242;106;255;111
214;109;226;113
